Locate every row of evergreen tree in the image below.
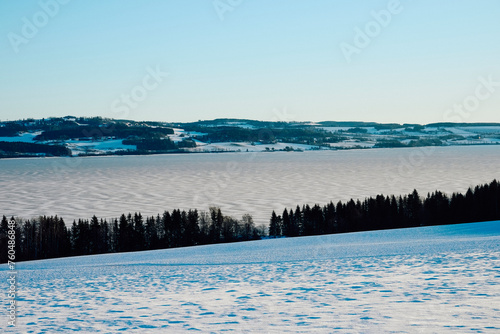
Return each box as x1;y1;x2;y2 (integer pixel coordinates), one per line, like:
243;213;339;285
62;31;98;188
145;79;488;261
0;207;262;263
2;180;499;263
269;179;500;237
0;141;71;157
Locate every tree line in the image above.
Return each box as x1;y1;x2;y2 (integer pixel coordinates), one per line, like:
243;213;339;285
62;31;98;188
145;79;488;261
34;123;174;141
269;179;500;237
0;208;261;263
122;137;196;151
1;180;499;263
0;141;71;157
183;125;340;146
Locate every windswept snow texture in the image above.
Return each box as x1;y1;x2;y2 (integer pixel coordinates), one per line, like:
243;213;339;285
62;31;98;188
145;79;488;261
2;145;500;224
7;221;500;333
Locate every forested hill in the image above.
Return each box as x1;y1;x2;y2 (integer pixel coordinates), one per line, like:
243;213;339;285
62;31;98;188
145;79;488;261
1;116;500;158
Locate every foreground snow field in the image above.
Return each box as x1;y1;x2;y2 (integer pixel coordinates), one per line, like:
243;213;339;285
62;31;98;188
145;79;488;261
5;221;500;333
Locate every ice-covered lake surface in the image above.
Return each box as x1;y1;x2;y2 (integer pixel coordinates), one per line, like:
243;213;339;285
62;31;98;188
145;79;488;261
5;221;500;333
1;145;500;224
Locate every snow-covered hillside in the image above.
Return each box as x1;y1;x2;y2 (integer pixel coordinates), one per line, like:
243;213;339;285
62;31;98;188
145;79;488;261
6;221;500;333
2;121;500;157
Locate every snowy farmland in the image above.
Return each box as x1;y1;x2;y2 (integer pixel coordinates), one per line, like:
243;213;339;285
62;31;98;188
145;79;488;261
5;221;500;333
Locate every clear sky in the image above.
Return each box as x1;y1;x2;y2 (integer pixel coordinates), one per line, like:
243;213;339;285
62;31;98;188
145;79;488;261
1;0;499;123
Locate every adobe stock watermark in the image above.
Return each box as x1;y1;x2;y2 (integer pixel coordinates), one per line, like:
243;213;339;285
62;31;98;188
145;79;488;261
7;0;71;54
270;106;295;124
6;218;17;328
386;146;436;188
67;64;169;153
386;73;499;187
340;0;403;63
213;0;244;21
443;74;500;122
191;106;292;212
110;65;169;119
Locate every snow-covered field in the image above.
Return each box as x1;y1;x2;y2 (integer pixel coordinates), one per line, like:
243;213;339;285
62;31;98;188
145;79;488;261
66;139;136;155
5;221;500;333
188;141;322;153
0;132;41;143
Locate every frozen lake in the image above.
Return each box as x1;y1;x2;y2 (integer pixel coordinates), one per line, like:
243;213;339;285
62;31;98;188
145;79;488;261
5;220;500;332
1;145;500;224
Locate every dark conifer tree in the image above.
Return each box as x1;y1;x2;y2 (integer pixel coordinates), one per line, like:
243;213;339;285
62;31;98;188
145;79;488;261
145;216;158;250
111;218;119;252
133;213;145;251
292;206;301;236
323;202;336;234
171;209;182;247
100;218;109;254
56;216;71;258
70;220;78;255
387;196;399;230
161;210;173;248
345;199;361;232
180;210;190;245
154;214;163;248
1;215;7;233
185;209;200;246
197;211;210;245
335;201;346;232
209;207;223;243
281;209;290;237
269;211;280;238
302;204;313;235
118;214;131;252
310;204;324;235
89;215;100;254
21;219;36;261
407;189;423;226
216;208;224;241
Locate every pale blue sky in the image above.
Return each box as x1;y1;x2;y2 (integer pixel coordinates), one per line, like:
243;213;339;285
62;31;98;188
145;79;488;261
1;0;499;123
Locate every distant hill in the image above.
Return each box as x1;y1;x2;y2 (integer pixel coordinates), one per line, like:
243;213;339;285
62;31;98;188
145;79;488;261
0;117;499;158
